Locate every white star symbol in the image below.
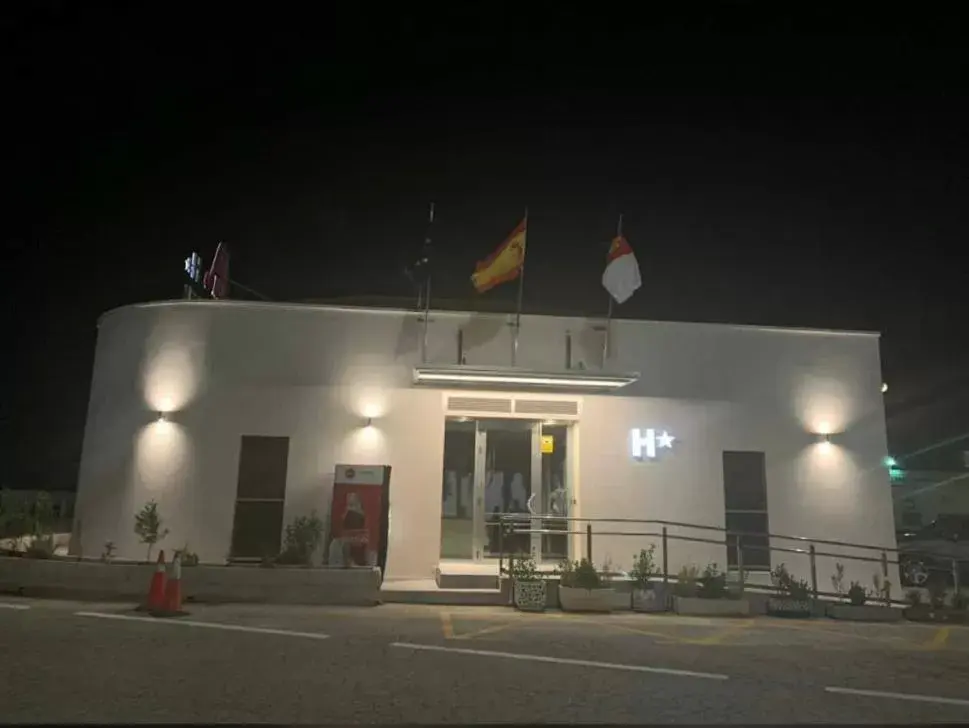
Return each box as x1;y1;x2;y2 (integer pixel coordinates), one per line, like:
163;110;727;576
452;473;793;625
656;431;675;449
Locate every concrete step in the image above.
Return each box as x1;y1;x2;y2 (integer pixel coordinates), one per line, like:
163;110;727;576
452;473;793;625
435;571;500;590
380;588;506;606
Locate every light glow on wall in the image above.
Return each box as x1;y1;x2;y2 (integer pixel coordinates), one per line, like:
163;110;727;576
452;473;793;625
143;341;203;414
134;419;191;493
794;375;853;438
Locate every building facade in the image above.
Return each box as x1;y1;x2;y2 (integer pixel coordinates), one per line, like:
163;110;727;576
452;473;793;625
73;300;899;588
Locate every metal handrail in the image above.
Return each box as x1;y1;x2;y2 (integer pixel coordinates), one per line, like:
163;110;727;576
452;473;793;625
494;512;965;600
495;512;906;555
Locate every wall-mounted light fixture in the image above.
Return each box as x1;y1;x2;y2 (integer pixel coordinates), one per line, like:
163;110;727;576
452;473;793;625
881;382;888;394
156;412;169;423
817;432;831;444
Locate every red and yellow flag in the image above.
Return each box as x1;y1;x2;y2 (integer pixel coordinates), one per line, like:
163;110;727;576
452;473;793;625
471;218;527;293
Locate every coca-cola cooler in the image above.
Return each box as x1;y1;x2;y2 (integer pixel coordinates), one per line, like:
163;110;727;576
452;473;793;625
327;464;392;580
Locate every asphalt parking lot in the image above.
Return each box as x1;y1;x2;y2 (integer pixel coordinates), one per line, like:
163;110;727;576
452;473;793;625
2;598;969;723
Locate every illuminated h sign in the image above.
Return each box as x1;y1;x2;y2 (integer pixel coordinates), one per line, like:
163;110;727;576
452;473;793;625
631;428;675;460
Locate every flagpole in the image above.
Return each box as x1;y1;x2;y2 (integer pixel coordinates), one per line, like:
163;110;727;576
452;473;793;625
421;202;435;364
512;207;528;367
603;213;623;364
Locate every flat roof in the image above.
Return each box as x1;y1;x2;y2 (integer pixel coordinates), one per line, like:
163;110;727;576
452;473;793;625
99;299;881;338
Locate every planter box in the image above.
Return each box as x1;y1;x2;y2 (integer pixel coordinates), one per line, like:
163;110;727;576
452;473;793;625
558;585;615;613
0;556;381;606
767;597;813;619
903;606;969;624
673;595;750;617
513;579;547;612
632;585;670;612
826;603;903;622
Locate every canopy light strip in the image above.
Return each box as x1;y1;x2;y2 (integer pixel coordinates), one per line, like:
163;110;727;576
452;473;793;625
413;367;639;390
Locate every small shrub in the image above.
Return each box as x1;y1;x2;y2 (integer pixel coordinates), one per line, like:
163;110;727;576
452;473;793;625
558;558;603;590
101;541;116;563
509;555;540;582
133;500;169;563
674;564;700;598
630;546;658;590
847;581;867;606
872;574;892;605
698;562;728;599
830;562;846;597
277;512;325;566
906;588;922;607
771;563;811;601
175;543;199;567
927;580;947;609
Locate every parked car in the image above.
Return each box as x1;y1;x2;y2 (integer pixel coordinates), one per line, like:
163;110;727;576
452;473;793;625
897;514;969;587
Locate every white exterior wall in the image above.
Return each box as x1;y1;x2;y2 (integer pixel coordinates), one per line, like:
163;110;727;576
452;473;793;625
74;301;897;589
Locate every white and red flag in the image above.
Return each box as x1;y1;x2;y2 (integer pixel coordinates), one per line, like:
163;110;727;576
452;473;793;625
203;242;230;299
601;234;641;304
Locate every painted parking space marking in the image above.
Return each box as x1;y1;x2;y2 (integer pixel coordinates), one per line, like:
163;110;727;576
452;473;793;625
926;627;950;649
391;641;729;680
0;602;30;610
75;611;329;640
825;686;969;708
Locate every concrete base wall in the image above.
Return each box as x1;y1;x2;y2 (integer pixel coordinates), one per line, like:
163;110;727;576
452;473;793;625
673;596;751;616
0;557;381;606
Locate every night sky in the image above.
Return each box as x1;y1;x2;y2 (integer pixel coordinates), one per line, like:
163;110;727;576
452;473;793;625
6;5;969;490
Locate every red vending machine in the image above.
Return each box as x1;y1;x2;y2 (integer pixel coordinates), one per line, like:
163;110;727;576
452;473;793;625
327;464;392;579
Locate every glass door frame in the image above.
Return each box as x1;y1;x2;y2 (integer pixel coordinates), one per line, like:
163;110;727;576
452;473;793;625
471;419;567;564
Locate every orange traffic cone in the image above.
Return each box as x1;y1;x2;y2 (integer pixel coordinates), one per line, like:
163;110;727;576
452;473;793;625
159;552;185;616
145;550;167;612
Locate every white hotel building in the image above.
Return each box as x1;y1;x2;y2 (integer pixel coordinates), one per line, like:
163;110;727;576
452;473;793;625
72;300;900;590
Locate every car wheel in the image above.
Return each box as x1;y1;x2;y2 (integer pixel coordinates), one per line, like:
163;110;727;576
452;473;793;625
902;558;930;586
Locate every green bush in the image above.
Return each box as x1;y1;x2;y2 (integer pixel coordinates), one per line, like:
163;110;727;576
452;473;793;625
134;500;169;562
698;562;728;600
558;558;603;590
509;555;541;582
277;512;324;566
630;546;658;589
673;565;700;598
847;581;867;606
771;563;811;601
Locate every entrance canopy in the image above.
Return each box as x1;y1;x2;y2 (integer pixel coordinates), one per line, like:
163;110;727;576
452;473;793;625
412;365;639;393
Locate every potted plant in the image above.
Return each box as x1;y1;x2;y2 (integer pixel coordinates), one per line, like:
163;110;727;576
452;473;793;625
673;563;750;616
557;558;614;613
509;555;547;612
767;563;813;618
904;583;969;624
630;546;666;612
826;563;901;621
276;512;325;566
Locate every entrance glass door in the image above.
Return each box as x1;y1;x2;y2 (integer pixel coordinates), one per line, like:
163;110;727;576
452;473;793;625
440;417;571;563
479;419;536;560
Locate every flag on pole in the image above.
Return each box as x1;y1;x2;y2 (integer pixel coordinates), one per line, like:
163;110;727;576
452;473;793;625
203;242;230;299
602;234;641;304
471;218;527;293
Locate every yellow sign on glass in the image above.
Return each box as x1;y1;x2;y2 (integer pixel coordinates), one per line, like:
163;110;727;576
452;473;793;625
541;435;554;454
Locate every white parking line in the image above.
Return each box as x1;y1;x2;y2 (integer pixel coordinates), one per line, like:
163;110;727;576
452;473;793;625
0;603;30;610
826;686;969;708
75;611;329;640
391;642;728;681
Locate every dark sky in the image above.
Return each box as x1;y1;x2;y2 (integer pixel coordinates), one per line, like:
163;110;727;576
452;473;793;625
5;5;969;489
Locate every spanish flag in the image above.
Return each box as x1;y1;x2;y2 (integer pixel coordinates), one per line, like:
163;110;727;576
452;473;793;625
471;218;527;293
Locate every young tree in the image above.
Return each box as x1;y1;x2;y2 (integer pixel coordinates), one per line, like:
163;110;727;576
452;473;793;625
134;500;170;563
